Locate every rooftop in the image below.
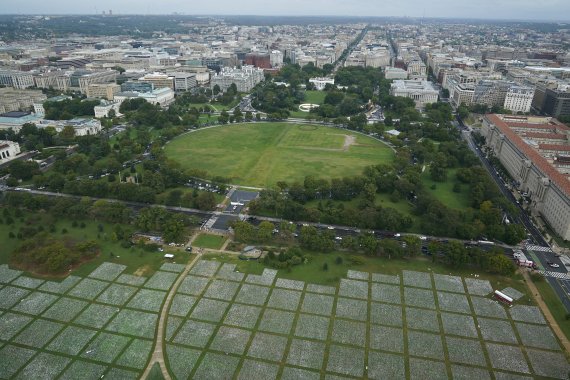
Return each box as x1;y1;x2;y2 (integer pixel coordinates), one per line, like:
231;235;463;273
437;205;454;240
486;114;570;196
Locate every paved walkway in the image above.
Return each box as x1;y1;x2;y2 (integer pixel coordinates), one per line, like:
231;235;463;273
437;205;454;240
141;252;203;380
521;270;570;353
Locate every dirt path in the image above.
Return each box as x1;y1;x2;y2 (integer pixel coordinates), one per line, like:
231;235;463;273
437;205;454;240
141;252;203;380
521;270;570;353
343;135;356;151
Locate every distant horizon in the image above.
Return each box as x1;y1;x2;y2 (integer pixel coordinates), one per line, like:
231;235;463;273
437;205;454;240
1;0;570;23
0;13;569;24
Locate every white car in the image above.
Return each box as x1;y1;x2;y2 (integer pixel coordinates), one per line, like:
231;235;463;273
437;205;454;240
419;236;427;241
335;236;343;241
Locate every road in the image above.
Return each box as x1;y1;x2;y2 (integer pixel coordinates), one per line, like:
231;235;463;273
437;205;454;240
458;119;570;311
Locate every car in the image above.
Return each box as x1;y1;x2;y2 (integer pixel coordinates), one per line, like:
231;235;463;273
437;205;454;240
185;246;193;252
419;236;427;241
158;247;164;252
547;262;560;268
327;226;335;230
335;236;343;241
394;233;401;238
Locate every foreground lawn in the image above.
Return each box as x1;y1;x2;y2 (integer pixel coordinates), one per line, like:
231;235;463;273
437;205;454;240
165;123;393;187
193;234;226;250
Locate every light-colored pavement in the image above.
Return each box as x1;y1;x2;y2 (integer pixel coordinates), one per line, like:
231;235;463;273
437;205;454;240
141;251;203;380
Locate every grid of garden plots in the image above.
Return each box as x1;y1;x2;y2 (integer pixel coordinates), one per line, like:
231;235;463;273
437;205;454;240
0;262;185;379
164;260;570;379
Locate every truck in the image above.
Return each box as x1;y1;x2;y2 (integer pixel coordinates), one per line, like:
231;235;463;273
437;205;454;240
494;290;513;305
513;251;537;269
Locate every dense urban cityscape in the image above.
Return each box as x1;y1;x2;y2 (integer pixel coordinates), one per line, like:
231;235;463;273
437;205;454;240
0;7;569;380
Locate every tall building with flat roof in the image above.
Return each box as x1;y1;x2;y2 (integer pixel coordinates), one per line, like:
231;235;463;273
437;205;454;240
482;114;570;240
0;70;34;89
86;83;121;100
138;73;175;90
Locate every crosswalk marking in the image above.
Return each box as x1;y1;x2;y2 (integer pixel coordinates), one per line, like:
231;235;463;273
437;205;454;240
538;270;570;280
526;244;552;253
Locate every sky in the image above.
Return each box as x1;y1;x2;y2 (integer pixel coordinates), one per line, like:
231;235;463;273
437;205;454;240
1;0;570;21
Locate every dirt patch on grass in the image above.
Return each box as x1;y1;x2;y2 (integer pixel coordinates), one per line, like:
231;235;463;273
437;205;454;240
134;265;152;277
343;135;356;151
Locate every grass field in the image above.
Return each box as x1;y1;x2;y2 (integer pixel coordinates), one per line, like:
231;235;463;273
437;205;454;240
422;168;472;210
164;123;394;187
304;90;326;105
192;234;226;250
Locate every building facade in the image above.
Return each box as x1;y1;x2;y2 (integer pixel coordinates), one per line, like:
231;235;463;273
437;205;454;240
390;80;439;109
481;114;570;240
210;65;264;93
137;73;175;90
308;77;335;91
86;83;121;100
503;86;534;113
0;70;34;89
0;140;20;163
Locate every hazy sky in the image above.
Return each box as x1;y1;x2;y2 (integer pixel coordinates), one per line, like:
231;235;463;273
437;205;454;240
2;0;570;21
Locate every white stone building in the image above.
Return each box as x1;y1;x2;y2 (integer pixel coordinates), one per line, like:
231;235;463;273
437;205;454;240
210;65;264;93
309;77;335;91
114;88;175;107
503;86;535;113
390;80;439;109
0;140;21;163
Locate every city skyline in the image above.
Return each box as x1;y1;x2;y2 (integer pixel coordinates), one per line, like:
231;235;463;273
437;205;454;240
1;0;570;22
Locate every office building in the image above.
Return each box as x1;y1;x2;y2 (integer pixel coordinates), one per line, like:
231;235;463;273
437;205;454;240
0;88;46;114
69;70;118;94
482;114;570;240
0;70;34;89
138;73;175;90
121;81;154;93
210;65;264;93
169;72;197;92
86;83;121;100
503;86;535;113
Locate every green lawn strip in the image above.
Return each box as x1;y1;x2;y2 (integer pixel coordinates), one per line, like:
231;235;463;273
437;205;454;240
155;187;225;207
532;278;570;344
192;234;226;250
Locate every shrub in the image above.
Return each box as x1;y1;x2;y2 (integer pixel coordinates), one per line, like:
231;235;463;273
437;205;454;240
323;262;329;271
61;228;68;234
336;256;343;265
348;255;364;265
